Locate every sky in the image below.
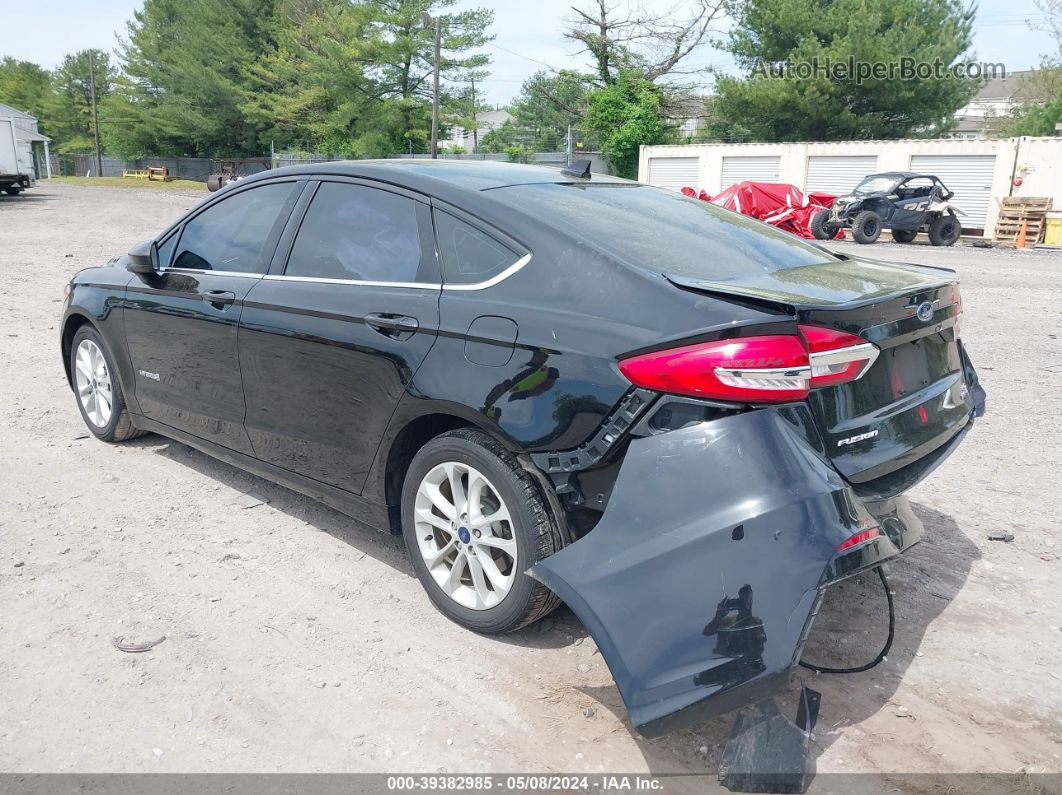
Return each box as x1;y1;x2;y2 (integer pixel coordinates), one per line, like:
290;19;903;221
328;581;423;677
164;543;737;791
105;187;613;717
0;0;1057;106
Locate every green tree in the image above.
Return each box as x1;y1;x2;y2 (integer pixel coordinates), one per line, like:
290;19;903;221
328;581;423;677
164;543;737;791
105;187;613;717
583;70;673;177
105;0;279;157
508;70;591;150
243;0;388;155
1001;65;1062;136
1002;0;1062;135
0;58;53;123
46;50;115;153
715;0;979;141
374;0;494;150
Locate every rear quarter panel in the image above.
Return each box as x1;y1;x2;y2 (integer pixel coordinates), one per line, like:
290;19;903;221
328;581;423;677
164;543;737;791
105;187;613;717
365;229;783;503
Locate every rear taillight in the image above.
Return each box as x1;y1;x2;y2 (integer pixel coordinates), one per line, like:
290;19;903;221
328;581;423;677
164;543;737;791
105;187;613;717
951;288;963;338
836;526;880;552
618;325;879;404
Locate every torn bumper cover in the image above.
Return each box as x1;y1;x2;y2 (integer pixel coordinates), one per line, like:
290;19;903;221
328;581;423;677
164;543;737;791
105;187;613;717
530;406;956;738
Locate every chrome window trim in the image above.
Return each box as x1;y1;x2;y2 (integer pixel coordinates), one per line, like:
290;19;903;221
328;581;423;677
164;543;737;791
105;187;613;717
160;268;264;279
258;252;532;290
442;253;532;291
263;274;441;289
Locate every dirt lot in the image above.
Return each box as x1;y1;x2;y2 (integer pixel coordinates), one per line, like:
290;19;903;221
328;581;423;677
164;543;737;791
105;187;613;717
1;182;1060;785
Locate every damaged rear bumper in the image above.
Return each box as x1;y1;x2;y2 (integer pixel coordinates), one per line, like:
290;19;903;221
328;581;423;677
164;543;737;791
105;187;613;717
530;406;944;738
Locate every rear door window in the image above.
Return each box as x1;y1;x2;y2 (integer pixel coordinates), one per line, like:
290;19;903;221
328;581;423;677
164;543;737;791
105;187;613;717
285;182;426;283
172;182;296;273
433;211;521;285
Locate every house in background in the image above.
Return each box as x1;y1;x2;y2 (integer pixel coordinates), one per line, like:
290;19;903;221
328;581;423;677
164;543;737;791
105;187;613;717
441;109;514;152
948;71;1036;139
0;102;51;181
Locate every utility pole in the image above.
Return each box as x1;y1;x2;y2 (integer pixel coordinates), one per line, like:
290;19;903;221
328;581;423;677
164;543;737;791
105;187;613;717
422;13;442;159
88;51;103;178
566;124;573;167
470;75;478;154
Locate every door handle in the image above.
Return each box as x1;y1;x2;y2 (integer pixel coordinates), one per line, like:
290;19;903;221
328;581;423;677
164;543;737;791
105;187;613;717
204;290;236;308
365;313;419;335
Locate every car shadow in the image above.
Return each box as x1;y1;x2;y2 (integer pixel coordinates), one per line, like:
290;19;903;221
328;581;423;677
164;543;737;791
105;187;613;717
0;192;51;204
138;434;584;650
571;503;979;779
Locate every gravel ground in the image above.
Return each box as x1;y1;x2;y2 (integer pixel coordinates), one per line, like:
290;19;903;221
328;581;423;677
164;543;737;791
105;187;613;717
1;183;1060;784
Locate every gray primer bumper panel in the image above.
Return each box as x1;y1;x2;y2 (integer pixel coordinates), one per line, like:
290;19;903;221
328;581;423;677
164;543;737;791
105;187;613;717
530;408;922;738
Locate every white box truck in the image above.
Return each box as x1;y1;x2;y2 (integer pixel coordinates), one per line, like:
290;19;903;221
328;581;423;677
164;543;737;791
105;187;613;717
0;118;33;195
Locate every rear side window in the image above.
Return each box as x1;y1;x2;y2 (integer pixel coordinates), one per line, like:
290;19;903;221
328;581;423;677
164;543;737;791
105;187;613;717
285;183;423;283
172;182;295;273
490;183;833;281
434;211;520;285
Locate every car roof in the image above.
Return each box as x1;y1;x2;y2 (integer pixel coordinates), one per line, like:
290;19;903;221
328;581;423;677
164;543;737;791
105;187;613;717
246;158;629;193
866;171;932;179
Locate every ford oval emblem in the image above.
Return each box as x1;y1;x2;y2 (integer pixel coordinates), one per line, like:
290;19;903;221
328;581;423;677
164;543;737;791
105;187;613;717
916;301;934;322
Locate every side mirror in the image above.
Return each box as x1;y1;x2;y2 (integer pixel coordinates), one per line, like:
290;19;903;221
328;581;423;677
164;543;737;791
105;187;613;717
126;239;157;275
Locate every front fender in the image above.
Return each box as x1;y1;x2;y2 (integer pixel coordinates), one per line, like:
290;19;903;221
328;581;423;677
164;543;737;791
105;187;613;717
529;407;924;737
61;268;138;413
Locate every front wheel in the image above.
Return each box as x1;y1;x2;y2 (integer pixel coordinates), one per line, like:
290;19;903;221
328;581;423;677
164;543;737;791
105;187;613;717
851;211;882;244
69;326;146;443
4;186;21;195
891;229;918;244
401;429;562;634
928;213;961;246
809;209;836;240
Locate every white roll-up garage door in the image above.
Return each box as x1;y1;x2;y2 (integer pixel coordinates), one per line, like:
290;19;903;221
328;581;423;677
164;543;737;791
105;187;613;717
647;156;699;191
721;156;780;189
805;156;878;196
909;155;996;229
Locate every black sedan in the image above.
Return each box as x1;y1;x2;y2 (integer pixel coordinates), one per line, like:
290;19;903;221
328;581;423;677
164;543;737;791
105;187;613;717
61;160;984;737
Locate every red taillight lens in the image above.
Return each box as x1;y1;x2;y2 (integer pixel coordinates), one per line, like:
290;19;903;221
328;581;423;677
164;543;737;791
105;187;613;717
951;288;963;338
836;526;880;552
618;325;879;404
618;335;810;403
799;324;879;389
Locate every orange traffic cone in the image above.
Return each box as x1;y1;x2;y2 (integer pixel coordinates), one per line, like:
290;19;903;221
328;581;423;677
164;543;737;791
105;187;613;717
1016;219;1028;248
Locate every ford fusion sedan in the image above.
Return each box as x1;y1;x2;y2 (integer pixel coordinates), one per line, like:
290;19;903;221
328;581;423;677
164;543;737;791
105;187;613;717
61;160;984;737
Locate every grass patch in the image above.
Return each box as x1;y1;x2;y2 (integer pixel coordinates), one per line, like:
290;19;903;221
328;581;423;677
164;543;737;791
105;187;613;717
47;176;206;191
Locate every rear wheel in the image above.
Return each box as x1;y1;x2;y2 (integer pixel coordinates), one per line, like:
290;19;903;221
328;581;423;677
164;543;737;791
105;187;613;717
810;209;836;240
69;326;146;443
928;213;961;246
891;229;918;244
401;429;562;634
4;186;21;195
851;211;882;244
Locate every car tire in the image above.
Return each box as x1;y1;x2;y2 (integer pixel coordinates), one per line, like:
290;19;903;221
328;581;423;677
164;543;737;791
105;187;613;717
69;326;147;443
4;186;21;195
810;209;835;240
891;229;918;244
851;211;882;244
401;428;562;634
928;213;961;246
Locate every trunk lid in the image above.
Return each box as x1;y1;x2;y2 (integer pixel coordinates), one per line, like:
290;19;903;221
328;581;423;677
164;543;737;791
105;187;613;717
666;256;978;487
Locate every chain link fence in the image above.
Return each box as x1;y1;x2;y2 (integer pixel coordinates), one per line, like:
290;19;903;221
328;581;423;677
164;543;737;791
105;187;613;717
46;149;611;182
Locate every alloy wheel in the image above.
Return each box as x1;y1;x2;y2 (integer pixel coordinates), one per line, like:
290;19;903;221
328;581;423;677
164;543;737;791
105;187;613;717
74;339;113;428
414;461;518;610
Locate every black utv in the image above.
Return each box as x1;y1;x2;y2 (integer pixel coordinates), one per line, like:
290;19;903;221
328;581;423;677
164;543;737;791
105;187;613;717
811;172;964;246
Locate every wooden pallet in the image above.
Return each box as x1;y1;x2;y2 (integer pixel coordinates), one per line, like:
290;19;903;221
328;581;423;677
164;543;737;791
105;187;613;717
995;196;1052;244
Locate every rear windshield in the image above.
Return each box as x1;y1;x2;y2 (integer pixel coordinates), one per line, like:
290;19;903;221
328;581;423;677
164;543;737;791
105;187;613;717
489;183;834;280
